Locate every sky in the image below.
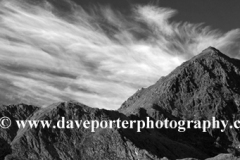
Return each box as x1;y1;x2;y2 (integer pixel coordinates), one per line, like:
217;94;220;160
151;0;240;32
0;0;240;109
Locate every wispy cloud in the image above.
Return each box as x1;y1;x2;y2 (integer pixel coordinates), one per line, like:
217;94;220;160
0;0;240;109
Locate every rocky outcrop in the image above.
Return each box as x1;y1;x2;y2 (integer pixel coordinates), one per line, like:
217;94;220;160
0;104;39;160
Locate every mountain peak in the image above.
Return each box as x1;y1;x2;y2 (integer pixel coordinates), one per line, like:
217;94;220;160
200;46;222;56
120;47;240;117
195;46;228;59
119;47;240;156
203;46;220;53
187;47;232;65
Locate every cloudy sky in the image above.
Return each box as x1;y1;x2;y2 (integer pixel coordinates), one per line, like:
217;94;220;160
0;0;240;109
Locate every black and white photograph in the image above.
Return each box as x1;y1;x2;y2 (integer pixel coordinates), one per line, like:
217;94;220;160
1;0;240;160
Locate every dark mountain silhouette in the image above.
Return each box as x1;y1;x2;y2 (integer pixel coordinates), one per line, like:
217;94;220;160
2;47;240;160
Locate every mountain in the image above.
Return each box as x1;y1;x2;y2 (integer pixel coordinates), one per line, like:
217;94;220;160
2;47;240;160
119;47;240;117
1;102;207;160
119;47;240;155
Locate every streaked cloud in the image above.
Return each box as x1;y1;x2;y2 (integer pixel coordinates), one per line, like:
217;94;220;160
0;0;239;109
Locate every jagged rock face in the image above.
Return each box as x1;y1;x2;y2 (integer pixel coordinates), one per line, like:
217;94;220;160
2;102;207;160
119;47;240;117
0;104;39;160
119;47;240;153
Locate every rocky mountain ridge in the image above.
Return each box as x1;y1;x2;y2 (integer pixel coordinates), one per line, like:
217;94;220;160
1;47;240;160
119;47;240;155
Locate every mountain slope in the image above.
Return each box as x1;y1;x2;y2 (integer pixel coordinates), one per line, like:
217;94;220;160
2;102;207;160
0;104;39;159
119;47;240;116
119;47;240;154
